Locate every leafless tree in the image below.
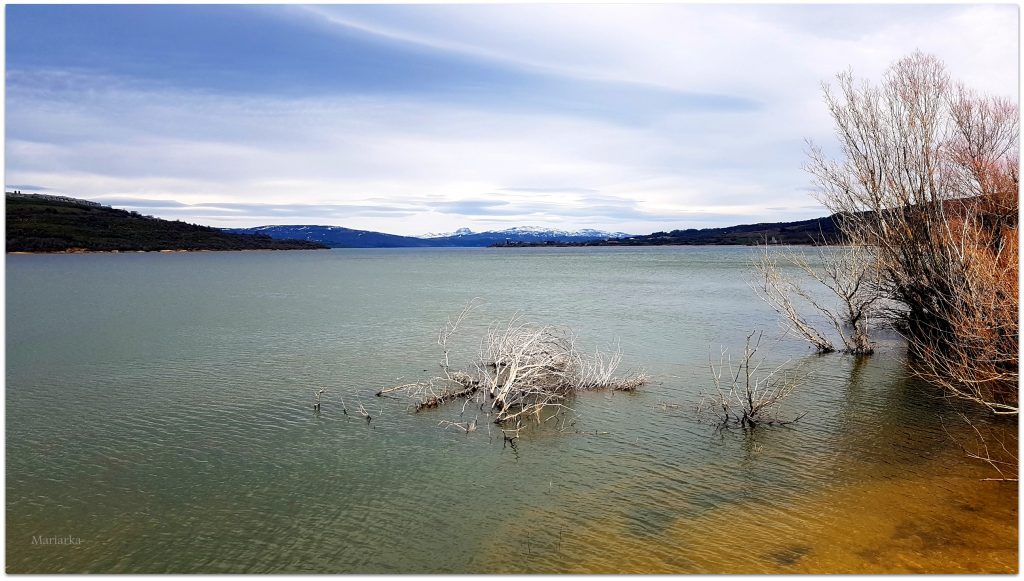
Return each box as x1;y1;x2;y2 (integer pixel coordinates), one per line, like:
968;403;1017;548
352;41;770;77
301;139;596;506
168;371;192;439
806;51;1018;413
696;331;807;429
754;242;883;355
754;245;834;353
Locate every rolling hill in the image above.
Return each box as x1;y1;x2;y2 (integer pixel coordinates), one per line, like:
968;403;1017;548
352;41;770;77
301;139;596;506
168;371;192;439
6;193;328;252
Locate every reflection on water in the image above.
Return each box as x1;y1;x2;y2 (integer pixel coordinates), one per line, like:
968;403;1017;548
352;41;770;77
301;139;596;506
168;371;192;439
6;248;1017;573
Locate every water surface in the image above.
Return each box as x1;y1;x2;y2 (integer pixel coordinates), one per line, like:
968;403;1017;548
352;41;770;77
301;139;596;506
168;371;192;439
6;247;1017;573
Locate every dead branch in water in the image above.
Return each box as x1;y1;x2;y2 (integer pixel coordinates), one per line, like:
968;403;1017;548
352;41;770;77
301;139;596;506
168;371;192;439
753;242;883;355
418;384;480;411
313;387;328;412
438;418;478;434
376;383;422;396
696;331;808;429
439;298;483;380
383;303;648;436
941;412;1018;482
357;402;373;423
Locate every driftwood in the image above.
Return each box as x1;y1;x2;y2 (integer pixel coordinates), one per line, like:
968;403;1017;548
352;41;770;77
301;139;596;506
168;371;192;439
438;418;478;434
382;303;648;436
416;379;480;412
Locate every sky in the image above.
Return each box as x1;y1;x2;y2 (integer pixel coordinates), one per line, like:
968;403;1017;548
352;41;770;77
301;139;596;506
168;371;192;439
5;4;1019;236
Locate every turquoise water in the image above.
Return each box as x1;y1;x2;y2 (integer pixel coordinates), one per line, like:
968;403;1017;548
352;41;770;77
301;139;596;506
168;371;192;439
6;247;1016;572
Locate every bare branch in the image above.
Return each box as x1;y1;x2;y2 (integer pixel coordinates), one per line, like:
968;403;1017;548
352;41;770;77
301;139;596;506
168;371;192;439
383;302;649;434
807;52;1018;413
754;241;883;355
697;331;807;429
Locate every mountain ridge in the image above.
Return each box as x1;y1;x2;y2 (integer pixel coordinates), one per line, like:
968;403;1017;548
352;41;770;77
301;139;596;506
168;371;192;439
419;226;633;239
224;225;633;248
498;216;843;247
227;219;842;248
5;192;844;251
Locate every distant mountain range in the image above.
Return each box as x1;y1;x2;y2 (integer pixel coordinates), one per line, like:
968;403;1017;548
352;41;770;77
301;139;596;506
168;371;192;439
5;191;844;253
499;216;842;247
226;218;843;248
223;225;634;248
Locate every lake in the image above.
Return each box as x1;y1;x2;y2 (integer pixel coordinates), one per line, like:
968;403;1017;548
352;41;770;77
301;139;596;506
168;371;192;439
6;247;1017;573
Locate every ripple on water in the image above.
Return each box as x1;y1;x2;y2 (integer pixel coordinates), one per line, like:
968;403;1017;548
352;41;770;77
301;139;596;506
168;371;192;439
6;248;1017;573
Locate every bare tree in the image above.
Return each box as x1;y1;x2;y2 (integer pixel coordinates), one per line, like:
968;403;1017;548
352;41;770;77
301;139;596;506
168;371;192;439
753;244;835;353
696;331;807;429
904;235;1019;415
806;51;1018;413
754;242;883;355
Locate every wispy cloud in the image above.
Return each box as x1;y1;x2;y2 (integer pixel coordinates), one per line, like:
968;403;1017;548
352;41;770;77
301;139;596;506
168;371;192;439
301;4;1017;98
5;4;1017;235
8;71;811;232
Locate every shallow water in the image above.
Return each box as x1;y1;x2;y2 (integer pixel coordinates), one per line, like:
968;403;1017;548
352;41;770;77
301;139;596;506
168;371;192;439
6;247;1017;573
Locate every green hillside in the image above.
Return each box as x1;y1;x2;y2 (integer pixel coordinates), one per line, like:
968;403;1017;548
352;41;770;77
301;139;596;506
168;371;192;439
6;193;328;252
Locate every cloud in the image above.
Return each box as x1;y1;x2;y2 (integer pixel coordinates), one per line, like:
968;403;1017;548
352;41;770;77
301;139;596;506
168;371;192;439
499;187;599;194
302;4;1018;99
88;197;424;225
5;184;51;191
8;70;813;233
89;197;199;209
5;5;1017;235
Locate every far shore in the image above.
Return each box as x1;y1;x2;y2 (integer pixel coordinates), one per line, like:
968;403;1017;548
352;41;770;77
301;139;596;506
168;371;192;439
8;244;842;255
7;248;330;255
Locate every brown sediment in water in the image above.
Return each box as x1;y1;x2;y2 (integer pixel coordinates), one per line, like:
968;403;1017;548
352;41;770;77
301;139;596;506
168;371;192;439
595;472;1014;573
474;448;1017;574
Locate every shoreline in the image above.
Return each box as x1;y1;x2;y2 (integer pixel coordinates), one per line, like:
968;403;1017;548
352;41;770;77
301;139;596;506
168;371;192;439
488;241;824;248
8;244;839;255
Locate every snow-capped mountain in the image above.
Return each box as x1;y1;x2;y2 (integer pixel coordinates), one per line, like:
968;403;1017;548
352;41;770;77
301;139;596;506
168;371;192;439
224;225;633;248
421;227;633;240
420;227;475;239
